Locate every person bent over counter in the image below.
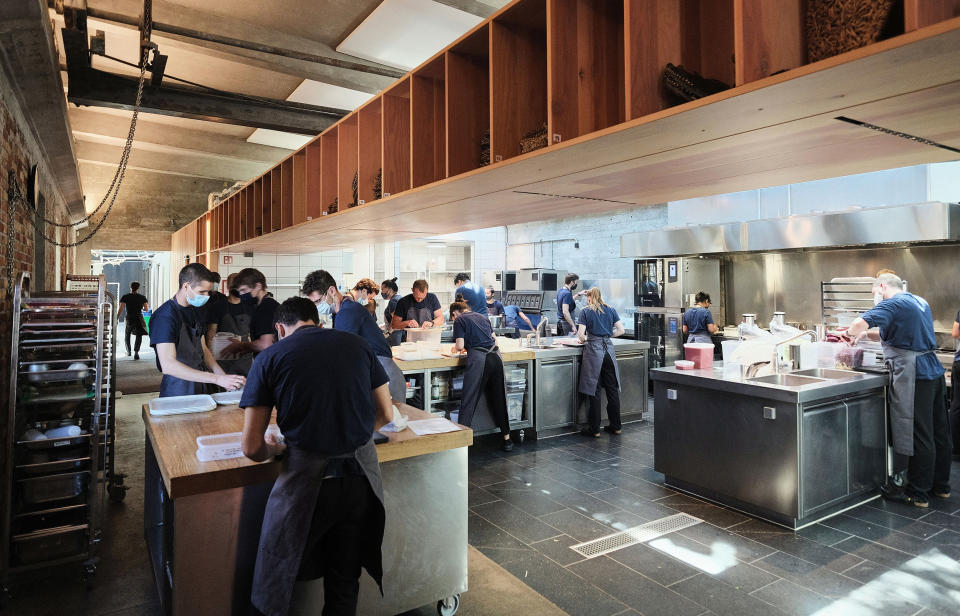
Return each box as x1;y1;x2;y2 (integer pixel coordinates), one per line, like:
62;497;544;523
391;279;444;331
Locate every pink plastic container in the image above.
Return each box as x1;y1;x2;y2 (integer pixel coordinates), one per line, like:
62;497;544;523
683;343;714;370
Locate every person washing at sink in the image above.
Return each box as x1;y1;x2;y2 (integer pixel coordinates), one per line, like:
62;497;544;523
302;271;406;404
577;287;625;437
844;273;950;507
448;301;516;451
682;291;718;344
390;279;444;332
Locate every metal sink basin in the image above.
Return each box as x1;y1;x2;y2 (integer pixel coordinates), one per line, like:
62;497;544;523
792;368;864;380
748;374;827;387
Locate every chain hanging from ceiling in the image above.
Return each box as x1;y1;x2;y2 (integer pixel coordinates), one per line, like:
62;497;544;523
5;1;153;292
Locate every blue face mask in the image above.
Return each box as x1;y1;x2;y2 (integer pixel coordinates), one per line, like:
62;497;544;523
316;301;331;315
187;287;209;307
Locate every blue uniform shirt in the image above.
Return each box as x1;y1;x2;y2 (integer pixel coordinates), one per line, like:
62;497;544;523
486;300;505;316
250;296;280;342
455;281;487;315
453;311;495;349
149;297;205;368
503;305;531;330
557;287;576;322
578;305;621;337
861;292;941;380
334;297;392;358
683;306;714;334
240;326;389;454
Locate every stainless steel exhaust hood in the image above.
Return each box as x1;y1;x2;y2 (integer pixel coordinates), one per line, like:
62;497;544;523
621;202;960;257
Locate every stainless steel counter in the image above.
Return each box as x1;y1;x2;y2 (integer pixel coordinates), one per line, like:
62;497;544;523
652;365;888;529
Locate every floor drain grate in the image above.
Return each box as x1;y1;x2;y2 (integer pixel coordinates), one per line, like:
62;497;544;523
569;513;703;559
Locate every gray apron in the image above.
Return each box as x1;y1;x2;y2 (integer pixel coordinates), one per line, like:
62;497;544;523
158;314;215;397
579;336;621;396
458;345;504;427
252;440;385;616
687;333;713;344
218;303;254;376
378;355;407;403
882;344;919;456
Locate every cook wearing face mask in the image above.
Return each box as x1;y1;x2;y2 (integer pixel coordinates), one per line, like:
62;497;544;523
556;273;584;336
222;268;280;358
149;263;245;397
301;271;407;403
205;272;256;376
845;273;950;508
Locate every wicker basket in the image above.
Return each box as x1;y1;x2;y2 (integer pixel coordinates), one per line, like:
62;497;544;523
519;123;548;154
349;171;359;208
480;130;490;166
806;0;897;63
374;168;382;200
328;197;338;214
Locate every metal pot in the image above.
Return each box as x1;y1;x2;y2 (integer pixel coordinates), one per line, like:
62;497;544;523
488;315;504;328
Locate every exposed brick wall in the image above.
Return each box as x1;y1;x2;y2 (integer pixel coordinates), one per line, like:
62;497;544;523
80;163;228;251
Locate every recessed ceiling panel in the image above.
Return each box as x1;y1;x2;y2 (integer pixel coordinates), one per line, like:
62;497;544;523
337;0;483;71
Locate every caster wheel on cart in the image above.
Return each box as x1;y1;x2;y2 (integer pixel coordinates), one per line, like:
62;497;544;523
81;563;98;591
108;483;128;502
517;430;525;444
437;593;460;616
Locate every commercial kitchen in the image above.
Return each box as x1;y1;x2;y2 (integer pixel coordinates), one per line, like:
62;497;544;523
3;1;960;615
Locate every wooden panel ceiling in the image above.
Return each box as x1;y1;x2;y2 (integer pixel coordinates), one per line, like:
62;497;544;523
227;18;960;253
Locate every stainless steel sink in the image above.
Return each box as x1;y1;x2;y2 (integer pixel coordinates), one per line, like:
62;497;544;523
792;368;864;380
748;374;827;387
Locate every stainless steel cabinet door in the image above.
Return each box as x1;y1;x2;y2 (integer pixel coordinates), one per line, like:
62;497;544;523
536;360;578;430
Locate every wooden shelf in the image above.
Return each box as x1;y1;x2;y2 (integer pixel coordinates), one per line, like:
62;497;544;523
305;140;323;220
383;79;411;196
412;56;447;188
339;114;359;209
179;0;960;257
321;127;338;213
447;25;490;176
359;97;383;204
548;0;624;142
490;0;548;163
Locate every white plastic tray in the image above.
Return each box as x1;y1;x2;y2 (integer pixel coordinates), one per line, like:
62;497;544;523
212;389;244;405
148;394;217;416
196;425;281;462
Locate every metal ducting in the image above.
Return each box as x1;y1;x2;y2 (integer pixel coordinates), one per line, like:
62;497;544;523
621;202;960;257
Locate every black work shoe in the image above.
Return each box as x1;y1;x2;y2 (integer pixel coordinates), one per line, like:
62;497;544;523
579;428;600;438
932;488;951;498
603;426;622;435
881;484;928;508
134;353;140;360
502;439;514;452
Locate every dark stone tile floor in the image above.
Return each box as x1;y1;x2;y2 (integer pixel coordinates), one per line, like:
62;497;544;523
468;411;960;616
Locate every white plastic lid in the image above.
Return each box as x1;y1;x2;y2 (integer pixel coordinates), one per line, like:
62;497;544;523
675;360;695;368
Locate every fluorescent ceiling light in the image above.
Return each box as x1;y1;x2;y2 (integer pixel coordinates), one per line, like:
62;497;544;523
337;0;483;71
247;80;374;149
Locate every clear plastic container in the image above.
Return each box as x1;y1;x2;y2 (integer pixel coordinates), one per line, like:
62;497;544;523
149;394;217;416
212;389;244;405
674;359;695;370
196;425;281;462
721;340;741;361
506;392;524;421
405;328;442;348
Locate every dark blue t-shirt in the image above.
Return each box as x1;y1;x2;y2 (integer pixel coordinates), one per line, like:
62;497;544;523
503;305;531;330
334;297;391;358
486;300;505;316
250;296;280;341
453;311;495;349
149;297;206;370
393;292;442;325
384;295;399;327
239;326;389;454
557;287;576;322
861;292;941;380
454;281;487;315
578;305;621;338
682;306;714;334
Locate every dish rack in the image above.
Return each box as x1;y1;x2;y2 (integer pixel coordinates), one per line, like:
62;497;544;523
2;273;122;598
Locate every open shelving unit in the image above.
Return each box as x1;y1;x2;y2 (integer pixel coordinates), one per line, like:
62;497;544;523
171;0;960;261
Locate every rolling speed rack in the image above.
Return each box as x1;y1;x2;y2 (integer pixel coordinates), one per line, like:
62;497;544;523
2;273;122;603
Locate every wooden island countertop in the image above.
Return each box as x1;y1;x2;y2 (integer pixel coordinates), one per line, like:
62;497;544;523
143;402;472;499
393;348;534;370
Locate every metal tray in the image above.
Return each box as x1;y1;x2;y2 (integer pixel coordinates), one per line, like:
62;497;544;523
16;457;90;477
12;524;89;565
12;504;88;535
18;471;90;505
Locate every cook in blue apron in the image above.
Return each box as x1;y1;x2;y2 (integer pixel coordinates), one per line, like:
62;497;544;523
389;280;444;338
682;291;717;344
847;275;951;506
577;288;625;437
556;273;580;336
449;302;514;451
149;263;244;397
239;299;392;616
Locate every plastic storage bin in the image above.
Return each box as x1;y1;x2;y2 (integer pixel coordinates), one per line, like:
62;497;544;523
149;394;217;416
506;392;524;421
18;471;90;505
12;525;88;565
405;328;442;348
683;343;714;369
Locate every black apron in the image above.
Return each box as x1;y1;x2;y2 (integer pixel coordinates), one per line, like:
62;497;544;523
882;344;920;456
158;311;216;397
459;345;504;427
218;303;254;376
579;336;621;396
252;440;385;616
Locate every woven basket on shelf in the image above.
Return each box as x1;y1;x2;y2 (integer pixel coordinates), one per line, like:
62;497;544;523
350;171;359;208
328;197;338;214
806;0;896;63
480;130;490;166
374;168;383;200
519;123;548;154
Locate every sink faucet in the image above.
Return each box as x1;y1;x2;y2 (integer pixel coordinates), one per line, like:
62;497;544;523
535;316;550;347
773;330;818;374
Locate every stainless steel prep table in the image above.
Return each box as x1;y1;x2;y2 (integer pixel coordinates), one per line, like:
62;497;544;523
652;365;889;529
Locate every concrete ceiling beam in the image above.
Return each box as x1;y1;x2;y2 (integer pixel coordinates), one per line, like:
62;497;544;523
75;140;264;181
431;0;497;18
